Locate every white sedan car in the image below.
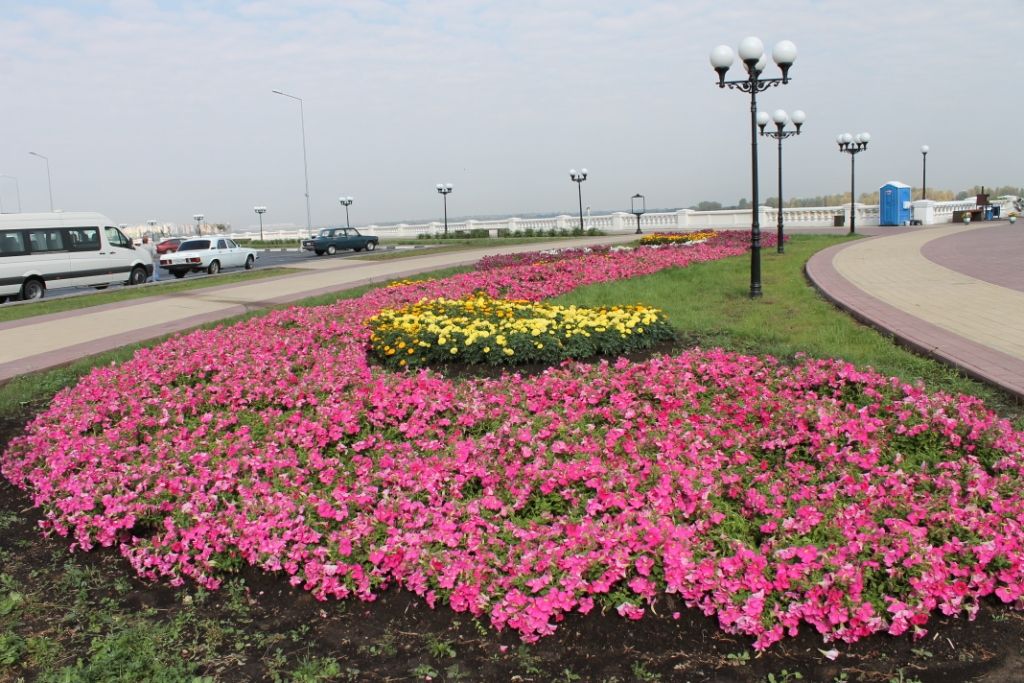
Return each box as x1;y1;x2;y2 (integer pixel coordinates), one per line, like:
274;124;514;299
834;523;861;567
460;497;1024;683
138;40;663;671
159;235;259;279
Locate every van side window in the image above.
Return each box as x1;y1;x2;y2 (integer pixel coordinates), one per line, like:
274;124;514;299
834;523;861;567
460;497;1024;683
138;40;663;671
27;230;66;252
0;231;27;256
104;226;133;249
65;227;101;252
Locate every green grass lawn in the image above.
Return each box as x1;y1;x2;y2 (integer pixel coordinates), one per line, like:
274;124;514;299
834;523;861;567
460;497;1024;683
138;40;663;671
0;268;298;325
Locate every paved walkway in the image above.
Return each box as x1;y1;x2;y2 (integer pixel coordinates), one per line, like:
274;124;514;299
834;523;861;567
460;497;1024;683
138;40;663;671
0;235;637;383
806;220;1024;399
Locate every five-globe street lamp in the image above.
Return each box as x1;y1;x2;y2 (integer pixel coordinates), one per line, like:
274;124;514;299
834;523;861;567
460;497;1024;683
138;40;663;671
193;213;204;236
0;175;20;213
920;145;929;200
569;169;588;233
339;196;353;229
710;37;797;298
436;184;453;236
630;193;646;234
28;152;53;211
272;89;312;233
254;206;267;241
837;132;871;235
757;108;805;254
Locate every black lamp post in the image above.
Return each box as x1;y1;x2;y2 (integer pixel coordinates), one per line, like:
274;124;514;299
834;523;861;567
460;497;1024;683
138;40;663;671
630;193;646;234
710;37;797;298
436;183;453;236
569;168;588;233
836;132;870;235
254;206;267;241
757;108;805;254
920;145;929;200
339;196;353;229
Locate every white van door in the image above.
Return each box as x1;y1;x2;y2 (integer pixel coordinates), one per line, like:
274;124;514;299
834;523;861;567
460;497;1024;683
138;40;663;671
102;226;139;282
62;226;109;286
24;228;71;286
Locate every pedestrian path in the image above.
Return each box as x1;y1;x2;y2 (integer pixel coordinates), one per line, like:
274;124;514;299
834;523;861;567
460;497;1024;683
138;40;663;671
0;235;637;383
806;221;1024;399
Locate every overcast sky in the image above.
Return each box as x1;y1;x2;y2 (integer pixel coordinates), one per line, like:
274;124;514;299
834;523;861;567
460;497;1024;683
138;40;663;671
1;0;1020;231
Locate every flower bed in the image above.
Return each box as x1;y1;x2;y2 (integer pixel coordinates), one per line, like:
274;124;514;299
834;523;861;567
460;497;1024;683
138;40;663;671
368;295;674;368
638;230;718;246
5;229;1023;652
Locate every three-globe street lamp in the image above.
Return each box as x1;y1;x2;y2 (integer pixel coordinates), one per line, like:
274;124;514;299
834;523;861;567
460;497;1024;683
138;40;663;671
631;193;646;234
28;152;53;211
710;37;797;299
436;184;453;236
836;132;871;235
0;175;20;213
339;196;353;229
920;145;929;200
254;206;267;241
272;89;312;233
569;169;588;233
757;108;805;254
193;213;204;236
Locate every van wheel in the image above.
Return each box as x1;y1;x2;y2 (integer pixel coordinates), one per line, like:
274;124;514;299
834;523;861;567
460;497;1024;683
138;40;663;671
327;245;337;255
20;278;45;301
244;255;255;270
128;266;147;286
366;241;377;251
207;261;221;275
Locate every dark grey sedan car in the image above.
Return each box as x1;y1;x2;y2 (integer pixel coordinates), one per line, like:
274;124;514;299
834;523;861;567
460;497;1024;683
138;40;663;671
302;228;379;256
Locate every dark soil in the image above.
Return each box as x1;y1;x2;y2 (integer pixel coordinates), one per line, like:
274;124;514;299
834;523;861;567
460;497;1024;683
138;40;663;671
4;389;1024;682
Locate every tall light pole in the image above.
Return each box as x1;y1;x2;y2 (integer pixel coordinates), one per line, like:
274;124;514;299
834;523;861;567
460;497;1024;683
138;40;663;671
631;193;646;234
254;206;267;241
272;89;312;233
710;37;797;298
837;132;870;235
569;169;588;233
920;145;929;200
436;184;453;236
0;176;21;213
28;152;53;211
147;220;157;238
339;196;353;228
758;108;805;254
193;213;204;236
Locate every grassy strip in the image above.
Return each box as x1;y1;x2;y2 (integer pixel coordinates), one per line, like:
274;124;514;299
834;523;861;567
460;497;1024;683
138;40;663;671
0;268;298;324
554;234;1023;423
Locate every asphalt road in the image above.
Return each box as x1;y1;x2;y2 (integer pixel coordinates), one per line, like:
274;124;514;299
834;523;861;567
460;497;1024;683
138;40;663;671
11;247;404;303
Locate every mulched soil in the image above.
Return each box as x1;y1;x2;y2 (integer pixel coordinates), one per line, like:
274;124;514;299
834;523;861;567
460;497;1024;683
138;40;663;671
4;354;1024;682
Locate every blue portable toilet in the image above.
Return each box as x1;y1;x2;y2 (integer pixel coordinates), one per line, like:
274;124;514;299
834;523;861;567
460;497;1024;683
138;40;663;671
879;181;912;226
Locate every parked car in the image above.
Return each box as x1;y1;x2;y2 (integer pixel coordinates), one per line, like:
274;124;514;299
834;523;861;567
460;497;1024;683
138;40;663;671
159;236;258;278
302;227;379;255
156;237;184;254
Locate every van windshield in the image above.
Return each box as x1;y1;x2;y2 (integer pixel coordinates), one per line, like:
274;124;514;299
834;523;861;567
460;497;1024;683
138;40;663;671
178;240;211;251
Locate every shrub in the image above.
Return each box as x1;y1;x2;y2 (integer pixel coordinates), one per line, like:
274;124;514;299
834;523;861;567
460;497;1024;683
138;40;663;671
638;231;717;246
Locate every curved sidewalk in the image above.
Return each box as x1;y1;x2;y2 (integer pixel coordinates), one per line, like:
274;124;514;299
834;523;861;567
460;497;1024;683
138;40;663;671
806;221;1024;399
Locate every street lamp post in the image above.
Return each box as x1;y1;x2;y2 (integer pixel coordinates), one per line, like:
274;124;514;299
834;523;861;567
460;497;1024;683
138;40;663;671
254;206;267;241
339;196;353;229
710;37;797;298
630;193;646;234
28;152;53;211
836;132;871;235
0;176;21;213
272;89;312;233
436;184;453;236
757;108;805;254
147;219;157;237
569;169;588;233
920;145;929;200
193;213;204;236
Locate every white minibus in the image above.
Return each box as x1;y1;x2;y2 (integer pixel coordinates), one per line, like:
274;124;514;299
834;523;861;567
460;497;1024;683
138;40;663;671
0;212;153;302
